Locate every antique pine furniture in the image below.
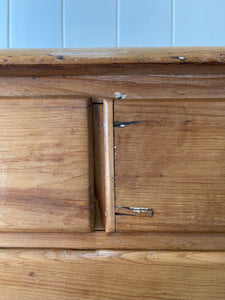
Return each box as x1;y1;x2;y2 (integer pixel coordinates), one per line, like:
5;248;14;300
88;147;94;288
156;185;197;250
0;48;225;299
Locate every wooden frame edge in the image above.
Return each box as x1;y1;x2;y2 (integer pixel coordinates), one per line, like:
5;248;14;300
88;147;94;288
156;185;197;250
103;99;115;232
0;232;224;250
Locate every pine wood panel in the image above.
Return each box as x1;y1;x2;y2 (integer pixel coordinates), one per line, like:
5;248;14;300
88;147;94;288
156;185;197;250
0;98;93;232
0;249;224;300
115;99;225;233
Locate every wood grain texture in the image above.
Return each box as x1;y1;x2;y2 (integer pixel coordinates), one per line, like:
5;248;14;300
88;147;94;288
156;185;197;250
0;98;93;232
115;99;225;233
104;99;115;232
0;232;224;250
1;47;225;65
0;249;224;300
3;71;225;103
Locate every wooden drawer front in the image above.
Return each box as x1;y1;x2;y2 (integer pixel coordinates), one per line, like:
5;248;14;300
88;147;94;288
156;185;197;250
114;99;225;233
0;249;224;300
0;98;93;232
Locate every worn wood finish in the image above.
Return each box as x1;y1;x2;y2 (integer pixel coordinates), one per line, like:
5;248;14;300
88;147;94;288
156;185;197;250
0;232;225;250
104;100;115;232
115;99;225;233
0;98;93;232
1;48;225;77
1;47;225;65
0;249;224;300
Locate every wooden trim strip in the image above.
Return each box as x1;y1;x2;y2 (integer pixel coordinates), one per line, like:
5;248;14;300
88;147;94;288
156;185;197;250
103;99;115;232
1;47;225;66
88;99;95;231
0;232;224;250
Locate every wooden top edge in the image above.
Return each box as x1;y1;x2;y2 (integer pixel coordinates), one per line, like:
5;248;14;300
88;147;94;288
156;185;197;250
1;47;225;66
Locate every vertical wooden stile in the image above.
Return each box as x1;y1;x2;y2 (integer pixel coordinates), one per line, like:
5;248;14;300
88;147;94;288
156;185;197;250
103;99;115;232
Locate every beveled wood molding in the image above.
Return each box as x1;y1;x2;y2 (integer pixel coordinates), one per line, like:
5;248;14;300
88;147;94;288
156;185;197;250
0;232;225;250
1;47;225;76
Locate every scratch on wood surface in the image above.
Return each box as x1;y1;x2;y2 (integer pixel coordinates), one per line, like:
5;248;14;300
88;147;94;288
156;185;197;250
114;120;141;128
116;206;154;217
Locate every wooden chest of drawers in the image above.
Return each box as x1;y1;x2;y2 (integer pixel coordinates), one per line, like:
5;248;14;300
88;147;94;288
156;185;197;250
0;47;225;299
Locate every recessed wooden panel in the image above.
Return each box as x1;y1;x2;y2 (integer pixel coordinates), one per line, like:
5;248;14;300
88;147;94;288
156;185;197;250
115;99;225;232
0;98;93;232
0;249;224;300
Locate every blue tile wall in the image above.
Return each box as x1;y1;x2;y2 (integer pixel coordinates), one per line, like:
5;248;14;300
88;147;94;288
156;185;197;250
10;0;62;48
174;0;225;46
0;0;8;48
0;0;225;48
119;0;172;47
64;0;117;47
